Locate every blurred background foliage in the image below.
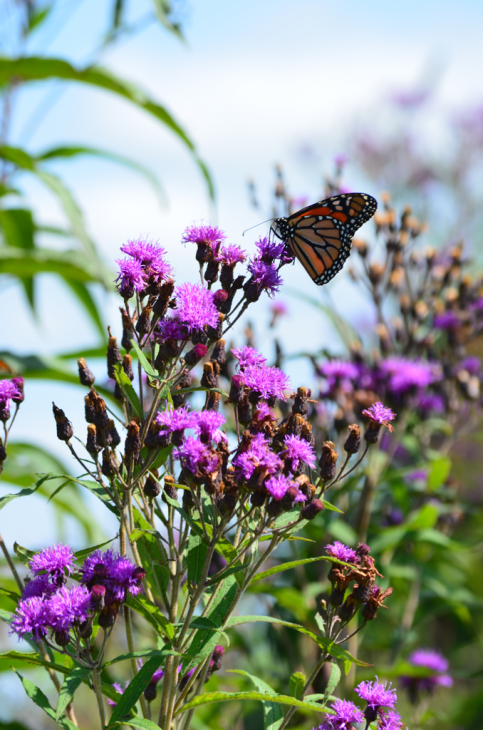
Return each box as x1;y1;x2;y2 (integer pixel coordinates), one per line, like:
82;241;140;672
1;1;483;730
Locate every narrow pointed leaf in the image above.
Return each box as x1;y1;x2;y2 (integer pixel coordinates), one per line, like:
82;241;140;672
108;654;166;726
56;666;90;721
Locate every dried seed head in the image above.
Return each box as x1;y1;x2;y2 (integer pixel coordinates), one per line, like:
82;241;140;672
136;306;152;336
107;331;122;379
122;354;134;381
211;339;226;366
86;424;102;455
52;403;73;442
344;424;361;455
318;441;338;481
84;394;96;424
77;358;95;386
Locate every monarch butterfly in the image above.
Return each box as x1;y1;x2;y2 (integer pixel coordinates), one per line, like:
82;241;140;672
272;192;377;285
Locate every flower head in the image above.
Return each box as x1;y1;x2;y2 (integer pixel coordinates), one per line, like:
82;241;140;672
378;709;406;730
282;434;316;471
191;411;227;443
22;575;56;600
120;239;172;282
182;224;226;248
174;283;219;333
115;257;146;296
265;474;294;501
380;357;438;394
325;541;358;563
10;597;49;640
433;311;461;330
243;363;291;401
156;406;194;434
231;346;267;369
247;259;283;296
46;585;91;632
362;402;396;427
80;549;143;603
29;544;76;583
355;679;397;709
409;649;449;673
0;379;23;408
255;237;287;263
316;698;364;729
234;433;282;480
221;244;246;265
270;300;289;316
175;436;211;475
156;318;186;342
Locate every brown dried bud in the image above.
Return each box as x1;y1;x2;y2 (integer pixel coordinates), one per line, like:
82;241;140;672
144;473;161;499
101;448;119;477
211;339;226;366
163;474;178;503
205;390;221;412
414;300;428;321
0;438;6;462
205;260;220;284
108;419;121;447
107;332;122;379
125;421;141;460
84;394;95;424
92;394;109;430
292;386;310;416
201;361;219;389
52;403;73;442
301;498;324;521
153;278;175;318
122;354;134;381
318;441;338;481
344;424;361;454
207;312;225;340
368;262;385;286
77;358;95;386
86;424;102;455
136;306;152;336
364;421;382;444
352;238;368;258
399;294;411;314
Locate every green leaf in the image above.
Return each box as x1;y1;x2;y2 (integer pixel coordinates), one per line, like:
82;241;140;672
344;660;352;676
0;651;70;675
104;648;177;667
108;654;166;727
187;533;208;587
13;670;77;729
149;444;174;471
130;339;158;378
228;670;283;730
13;543;35;566
175;690;329;717
322;663;341;705
0;246;106;283
56;666;90;721
114;719;163;730
150;0;185;41
133;509;169;601
250;556;351;585
0;586;21;602
74;537;117;561
114;362;143;418
125;594;175;640
428;455;451;491
289;672;305;700
0;58;213;200
0;473;52;511
225;616;370;666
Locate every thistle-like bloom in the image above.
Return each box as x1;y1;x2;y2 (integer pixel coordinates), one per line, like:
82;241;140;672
221;243;246;265
320;360;359;381
247;259;283;296
254;237;287;263
22;575;56;600
409;649;449;673
0;379;22;409
182;224;226;248
243;363;291;401
29;544;76;583
115;257;146;295
417;393;445;413
120;239;172;282
433;311;461;330
175;436;211;474
362;402;396;427
156;406;194;433
400;648;453;698
231;346;267;369
156;318;186;342
316;698;364;729
265;474;294;501
282;434;316;471
10;597;49;640
378;709;406;730
379;357;439;393
325;541;359;563
191;411;227;443
355;679;397;709
174;283;219;333
46;585;91;632
234;433;282;480
80;549;143;603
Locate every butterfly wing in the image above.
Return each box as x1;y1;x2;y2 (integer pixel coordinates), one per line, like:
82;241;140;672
284;193;377;285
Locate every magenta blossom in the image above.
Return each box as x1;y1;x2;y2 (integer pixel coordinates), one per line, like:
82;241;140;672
174;283;219;333
316;698;364;729
231;346;267;369
325;541;358;563
115;257;146;296
46;585;91;632
182;224;226;248
234;433;282;480
282;434;316;471
191;411;227;443
29;544;76;583
265;474;294;501
221;244;246;265
362;402;396;427
243;363;291;401
378;709;407;730
0;379;22;409
355;679;397;709
10;597;49;640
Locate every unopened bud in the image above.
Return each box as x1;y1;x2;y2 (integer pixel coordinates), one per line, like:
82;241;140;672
211;339;226;366
229;373;245;402
0;438;6;462
107;331;122;379
201;361;219;389
153;279;175;318
11;376;25;404
90;584;106;611
52;403;73;442
101;448;119;477
292;387;310;416
136;306;152;336
108;419;121;447
205;390;221;412
318;442;338;481
344;424;361;454
77;358;95;386
125;421;141;460
163;474;178;502
301;498;324;520
145;473;161;499
185;343;207;367
122;354;134;381
86;424;102;455
84;394;96;424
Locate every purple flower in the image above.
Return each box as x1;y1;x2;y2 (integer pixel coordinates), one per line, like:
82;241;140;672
29;544;76;583
270;300;289;316
182;224;226;249
174;283;219;333
10;597;49;640
282;434;316;471
120;239;172;282
434;311;461;330
107;681;130;707
319;360;359;394
234;433;282;480
378;709;407;730
459;356;481;374
316;698;364;729
265;474;294;501
409;649;449;673
362;402;396;426
231;346;267;369
156;406;194;434
22;575;56;600
417;393;445;413
46;585;91;632
191;411;227;443
325;541;358;563
254;237;287;263
175;436;210;474
80;549;143;603
156;318;186;342
221;244;246;265
247;259;283;296
243;363;291;401
115;257;147;296
0;379;22;409
355;679;397;709
380;357;439;394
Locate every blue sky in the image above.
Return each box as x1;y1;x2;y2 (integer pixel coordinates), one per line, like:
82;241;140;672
2;0;483;544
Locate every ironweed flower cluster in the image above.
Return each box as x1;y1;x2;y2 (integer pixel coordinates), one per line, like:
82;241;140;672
0;376;24;471
400;648;453;703
314;677;405;729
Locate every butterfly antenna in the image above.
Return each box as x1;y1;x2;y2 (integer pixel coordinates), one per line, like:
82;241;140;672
242;217;276;236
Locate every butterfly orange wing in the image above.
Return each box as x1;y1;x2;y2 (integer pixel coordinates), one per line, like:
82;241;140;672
283;193;377;285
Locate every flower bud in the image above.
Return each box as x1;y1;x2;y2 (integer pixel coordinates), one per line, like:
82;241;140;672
183;488;194;512
279;485;299;511
93;395;110;430
0;438;5;462
11;376;25;404
213;288;229;310
90;584;106;611
84;394;95;423
1;405;12;423
163;474;178;502
107;332;122;379
153;278;175;318
352;583;372;602
120;307;134;351
301;498;324;520
267;499;284;518
211;645;225;671
98;607;117;629
133;566;146;584
144;682;158;702
205;260;220;284
54;630;70;647
207;313;224;340
328;587;345;607
229;374;245;403
363;421;382;444
145;473;161;499
136;306;152;336
318;442;338;481
250;488;267;507
185;343;208;367
108;419;121;447
122;354;134;381
201;361;219;389
125;421;141;460
77;358;95;387
101;448;119;477
205;390;221;412
86;424;102;455
338;595;358;622
52;403;73;442
292;387;310;416
344;424;361;454
211;339;226;366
